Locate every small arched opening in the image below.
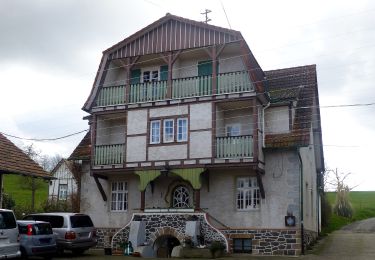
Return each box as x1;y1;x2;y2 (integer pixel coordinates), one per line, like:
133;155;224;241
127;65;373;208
153;235;181;258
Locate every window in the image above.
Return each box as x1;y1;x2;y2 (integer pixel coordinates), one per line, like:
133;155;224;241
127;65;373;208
236;177;260;210
177;118;188;142
150;120;161;144
111;181;128;211
163;119;174;143
172;186;190;208
58;184;68;200
143;70;159;82
233;238;252;253
150;118;189;144
226;124;241;137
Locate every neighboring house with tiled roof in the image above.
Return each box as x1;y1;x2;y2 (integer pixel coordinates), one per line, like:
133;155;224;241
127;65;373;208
76;14;324;256
0;132;52;205
48;159;78;201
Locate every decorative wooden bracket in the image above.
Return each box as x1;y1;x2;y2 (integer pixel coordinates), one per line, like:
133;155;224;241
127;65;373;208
256;169;265;199
93;175;107;202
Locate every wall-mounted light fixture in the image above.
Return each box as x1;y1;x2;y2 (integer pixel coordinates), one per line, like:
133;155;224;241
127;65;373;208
285;211;296;227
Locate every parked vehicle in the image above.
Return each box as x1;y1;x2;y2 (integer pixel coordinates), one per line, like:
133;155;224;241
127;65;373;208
23;213;97;255
17;220;57;259
0;209;21;259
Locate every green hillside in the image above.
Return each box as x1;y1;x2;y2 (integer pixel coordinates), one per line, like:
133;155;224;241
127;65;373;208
324;191;375;233
3;174;48;209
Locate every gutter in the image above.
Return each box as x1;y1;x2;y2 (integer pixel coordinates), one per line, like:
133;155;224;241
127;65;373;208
298;148;305;255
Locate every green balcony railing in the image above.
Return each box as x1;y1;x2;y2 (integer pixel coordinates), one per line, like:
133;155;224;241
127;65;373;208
94;71;254;107
217;71;253;94
216;135;253;159
94;144;124;165
172;75;212;98
96;85;125;107
129;81;167;103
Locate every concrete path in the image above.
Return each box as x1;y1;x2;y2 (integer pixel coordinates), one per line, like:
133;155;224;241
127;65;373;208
303;218;375;260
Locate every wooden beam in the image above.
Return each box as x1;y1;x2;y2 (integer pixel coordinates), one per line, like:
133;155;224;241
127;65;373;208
94;175;107;201
256;170;265;199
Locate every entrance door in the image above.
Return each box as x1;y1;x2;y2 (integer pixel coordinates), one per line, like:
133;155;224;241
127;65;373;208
154;235;180;258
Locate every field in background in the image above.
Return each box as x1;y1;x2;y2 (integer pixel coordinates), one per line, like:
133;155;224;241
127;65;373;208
3;174;49;209
324;191;375;233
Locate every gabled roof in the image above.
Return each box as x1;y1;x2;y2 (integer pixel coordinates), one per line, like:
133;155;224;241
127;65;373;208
264;65;318;148
105;13;242;59
0;133;51;179
68;131;91;161
83;14;265;112
50;159;80;182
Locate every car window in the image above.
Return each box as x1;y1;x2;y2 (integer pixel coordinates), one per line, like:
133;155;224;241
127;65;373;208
34;223;53;235
70;215;94;228
0;212;17;229
25;215;64;228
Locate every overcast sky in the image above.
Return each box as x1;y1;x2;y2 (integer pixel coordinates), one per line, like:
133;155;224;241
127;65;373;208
1;0;374;190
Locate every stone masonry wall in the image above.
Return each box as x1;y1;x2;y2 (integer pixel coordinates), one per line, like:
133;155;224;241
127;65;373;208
223;229;301;255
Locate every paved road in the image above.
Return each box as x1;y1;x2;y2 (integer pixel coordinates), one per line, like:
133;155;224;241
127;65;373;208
53;218;375;259
303;217;375;260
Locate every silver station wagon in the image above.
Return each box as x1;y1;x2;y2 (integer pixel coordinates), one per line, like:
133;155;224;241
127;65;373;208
0;209;21;259
24;213;97;255
17;220;57;259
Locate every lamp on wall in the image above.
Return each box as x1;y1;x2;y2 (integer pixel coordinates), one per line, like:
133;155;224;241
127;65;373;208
285;211;296;227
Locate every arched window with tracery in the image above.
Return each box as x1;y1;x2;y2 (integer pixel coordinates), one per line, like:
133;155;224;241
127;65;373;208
172;186;190;208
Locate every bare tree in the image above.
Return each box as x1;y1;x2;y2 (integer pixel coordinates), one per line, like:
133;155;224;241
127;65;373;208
20;144;62;210
325;168;354;218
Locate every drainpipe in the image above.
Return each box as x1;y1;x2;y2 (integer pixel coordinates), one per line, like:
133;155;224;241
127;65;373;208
298;149;304;255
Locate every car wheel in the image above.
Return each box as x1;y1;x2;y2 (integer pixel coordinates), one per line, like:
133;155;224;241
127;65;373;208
72;249;85;255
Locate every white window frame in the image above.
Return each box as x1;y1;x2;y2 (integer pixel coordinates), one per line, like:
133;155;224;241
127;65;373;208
163;119;174;143
226;124;241;137
150;120;161;144
58;184;68;201
236;177;260;210
110;181;128;212
177;118;188;142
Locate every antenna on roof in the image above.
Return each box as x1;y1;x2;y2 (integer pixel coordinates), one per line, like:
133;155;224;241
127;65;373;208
201;9;212;24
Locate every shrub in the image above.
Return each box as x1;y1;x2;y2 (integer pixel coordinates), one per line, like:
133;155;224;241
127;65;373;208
2;193;16;209
209;241;225;258
333;186;353;218
321;193;332;228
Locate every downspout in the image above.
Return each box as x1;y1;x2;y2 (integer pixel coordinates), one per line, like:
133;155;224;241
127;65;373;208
298;149;304;255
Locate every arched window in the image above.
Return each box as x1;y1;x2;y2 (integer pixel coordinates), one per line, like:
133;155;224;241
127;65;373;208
172;186;190;208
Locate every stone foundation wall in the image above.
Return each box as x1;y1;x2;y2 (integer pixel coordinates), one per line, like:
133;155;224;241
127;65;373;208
303;229;318;250
110;213;227;251
223;229;301;255
96;228;121;248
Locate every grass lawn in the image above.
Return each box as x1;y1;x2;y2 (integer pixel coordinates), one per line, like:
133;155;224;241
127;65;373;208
3;174;49;209
323;191;375;233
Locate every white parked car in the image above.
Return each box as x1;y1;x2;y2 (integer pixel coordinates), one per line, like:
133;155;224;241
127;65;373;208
0;209;21;259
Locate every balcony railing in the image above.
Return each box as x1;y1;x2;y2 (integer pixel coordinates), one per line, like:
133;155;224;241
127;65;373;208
94;71;253;107
217;71;253;94
129;81;167;103
96;85;126;107
94;144;124;165
172;75;212;98
216;135;253;159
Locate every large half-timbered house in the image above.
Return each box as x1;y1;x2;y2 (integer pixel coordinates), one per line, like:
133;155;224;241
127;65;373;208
75;14;324;256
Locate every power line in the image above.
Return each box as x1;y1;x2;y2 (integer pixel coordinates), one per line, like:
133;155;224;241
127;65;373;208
0;129;88;142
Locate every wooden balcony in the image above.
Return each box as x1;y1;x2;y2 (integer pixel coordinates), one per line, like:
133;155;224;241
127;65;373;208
216;135;253;159
94;144;124;165
94;70;253;107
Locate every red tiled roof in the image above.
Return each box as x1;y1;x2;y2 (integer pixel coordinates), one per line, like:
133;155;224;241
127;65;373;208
0;133;51;178
68;131;91;161
264;65;317;148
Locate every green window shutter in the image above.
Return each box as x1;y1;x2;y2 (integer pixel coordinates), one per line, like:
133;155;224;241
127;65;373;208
130;69;141;84
160;65;168;81
198;60;213;76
